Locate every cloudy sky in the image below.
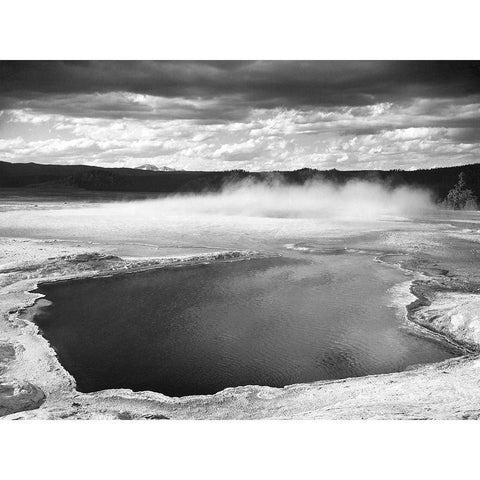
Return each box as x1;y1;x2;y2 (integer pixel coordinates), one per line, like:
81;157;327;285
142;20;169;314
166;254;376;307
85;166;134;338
1;61;479;171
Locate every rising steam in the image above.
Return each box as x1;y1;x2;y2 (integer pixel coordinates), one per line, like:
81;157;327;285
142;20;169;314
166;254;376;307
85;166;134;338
0;179;437;251
117;179;436;221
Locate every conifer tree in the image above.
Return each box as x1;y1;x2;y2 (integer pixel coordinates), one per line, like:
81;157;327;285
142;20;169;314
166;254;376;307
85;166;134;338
445;172;477;210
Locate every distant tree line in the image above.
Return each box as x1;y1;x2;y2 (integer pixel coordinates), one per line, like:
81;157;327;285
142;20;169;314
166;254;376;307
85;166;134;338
1;160;480;208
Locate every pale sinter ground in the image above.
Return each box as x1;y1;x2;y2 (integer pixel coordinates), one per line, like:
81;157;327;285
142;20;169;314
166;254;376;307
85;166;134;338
1;194;480;419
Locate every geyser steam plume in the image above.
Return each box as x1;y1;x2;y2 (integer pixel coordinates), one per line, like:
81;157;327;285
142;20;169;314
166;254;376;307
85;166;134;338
117;179;436;221
0;179;436;250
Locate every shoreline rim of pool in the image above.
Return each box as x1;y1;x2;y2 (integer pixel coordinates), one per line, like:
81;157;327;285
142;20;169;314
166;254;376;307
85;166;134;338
21;249;470;399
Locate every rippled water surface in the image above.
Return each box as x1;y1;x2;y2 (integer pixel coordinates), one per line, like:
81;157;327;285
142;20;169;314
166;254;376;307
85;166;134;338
32;251;455;396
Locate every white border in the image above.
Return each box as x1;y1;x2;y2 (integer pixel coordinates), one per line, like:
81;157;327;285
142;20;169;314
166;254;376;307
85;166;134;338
1;1;480;478
2;420;479;479
1;0;479;59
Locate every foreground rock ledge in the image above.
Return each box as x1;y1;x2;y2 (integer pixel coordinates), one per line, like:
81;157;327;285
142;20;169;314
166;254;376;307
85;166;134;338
1;237;480;420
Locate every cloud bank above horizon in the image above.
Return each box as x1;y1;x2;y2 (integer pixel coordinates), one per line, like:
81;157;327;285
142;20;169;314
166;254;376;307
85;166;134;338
1;61;480;171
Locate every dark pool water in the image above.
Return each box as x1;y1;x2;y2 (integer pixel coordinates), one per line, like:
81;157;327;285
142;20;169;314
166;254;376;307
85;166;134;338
31;253;455;397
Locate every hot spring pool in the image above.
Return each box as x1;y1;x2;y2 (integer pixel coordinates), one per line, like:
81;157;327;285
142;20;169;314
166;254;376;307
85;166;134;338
30;252;456;397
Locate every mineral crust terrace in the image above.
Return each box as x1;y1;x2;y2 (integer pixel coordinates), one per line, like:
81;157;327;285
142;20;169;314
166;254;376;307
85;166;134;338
1;236;480;420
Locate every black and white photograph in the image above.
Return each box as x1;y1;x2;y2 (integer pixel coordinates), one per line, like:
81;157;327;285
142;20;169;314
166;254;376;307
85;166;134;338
1;1;479;478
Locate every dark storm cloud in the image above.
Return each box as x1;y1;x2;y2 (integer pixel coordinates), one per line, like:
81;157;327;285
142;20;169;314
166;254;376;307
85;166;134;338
1;61;480;171
4;92;251;123
447;127;480;144
1;60;480;110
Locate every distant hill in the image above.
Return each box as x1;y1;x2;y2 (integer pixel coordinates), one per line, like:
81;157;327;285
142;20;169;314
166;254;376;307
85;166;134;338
136;164;178;172
1;160;480;202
